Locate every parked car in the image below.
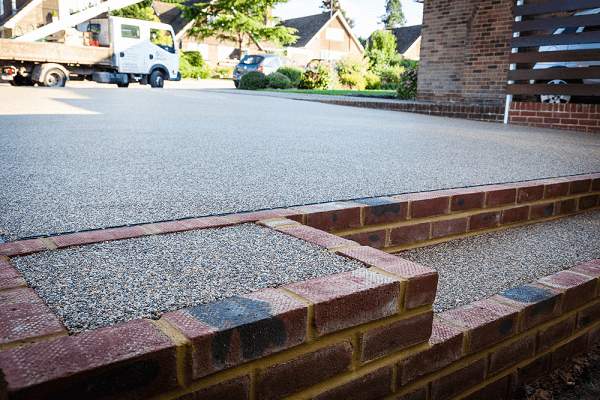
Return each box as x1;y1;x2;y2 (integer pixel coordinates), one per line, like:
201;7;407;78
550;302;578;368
533;7;600;103
233;55;297;87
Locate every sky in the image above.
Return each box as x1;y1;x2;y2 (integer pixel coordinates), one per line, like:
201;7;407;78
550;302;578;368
273;0;424;39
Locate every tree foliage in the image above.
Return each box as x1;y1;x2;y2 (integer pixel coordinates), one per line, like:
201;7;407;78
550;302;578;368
364;29;403;73
111;0;158;21
320;0;355;28
182;0;299;60
381;0;406;29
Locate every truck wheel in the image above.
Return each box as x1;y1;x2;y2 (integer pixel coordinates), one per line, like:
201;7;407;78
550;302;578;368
149;71;164;88
10;74;34;86
41;68;66;88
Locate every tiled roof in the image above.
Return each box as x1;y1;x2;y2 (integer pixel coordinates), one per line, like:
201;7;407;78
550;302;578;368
391;25;421;54
280;12;332;48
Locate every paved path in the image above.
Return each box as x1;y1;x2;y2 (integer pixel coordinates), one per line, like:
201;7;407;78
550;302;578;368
1;85;599;241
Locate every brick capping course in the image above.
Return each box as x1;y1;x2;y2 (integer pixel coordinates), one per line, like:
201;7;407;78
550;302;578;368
0;174;598;399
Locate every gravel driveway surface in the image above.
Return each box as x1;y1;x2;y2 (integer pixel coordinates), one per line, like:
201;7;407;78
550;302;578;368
1;87;599;241
399;210;600;313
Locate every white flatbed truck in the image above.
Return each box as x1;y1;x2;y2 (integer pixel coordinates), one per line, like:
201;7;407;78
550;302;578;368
0;0;180;88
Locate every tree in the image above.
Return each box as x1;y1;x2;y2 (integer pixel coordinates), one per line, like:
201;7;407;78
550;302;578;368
320;0;355;29
364;29;403;73
111;0;158;21
182;0;299;60
381;0;406;29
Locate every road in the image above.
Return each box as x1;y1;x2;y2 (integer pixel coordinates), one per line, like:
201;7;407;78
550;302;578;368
1;83;599;241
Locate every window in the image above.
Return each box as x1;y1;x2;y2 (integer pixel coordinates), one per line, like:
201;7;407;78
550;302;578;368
150;28;175;53
241;55;264;65
121;24;140;39
326;28;344;41
582;25;600;33
187;42;209;60
0;0;4;16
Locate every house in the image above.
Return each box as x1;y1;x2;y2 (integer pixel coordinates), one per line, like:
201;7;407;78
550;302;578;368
390;24;421;61
1;0;60;38
280;10;364;66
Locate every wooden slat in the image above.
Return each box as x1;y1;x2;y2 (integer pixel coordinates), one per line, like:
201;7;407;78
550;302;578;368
513;14;600;32
506;83;600;95
508;67;600;81
511;31;600;48
515;0;600;16
509;49;600;63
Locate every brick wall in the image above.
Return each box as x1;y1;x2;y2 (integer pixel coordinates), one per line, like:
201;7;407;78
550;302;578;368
509;103;600;133
417;0;514;105
0;174;599;399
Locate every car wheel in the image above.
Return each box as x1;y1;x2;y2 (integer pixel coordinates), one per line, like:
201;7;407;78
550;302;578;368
41;68;66;87
538;79;578;104
150;71;164;88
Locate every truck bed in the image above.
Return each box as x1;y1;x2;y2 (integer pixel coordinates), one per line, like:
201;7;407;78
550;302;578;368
0;39;112;66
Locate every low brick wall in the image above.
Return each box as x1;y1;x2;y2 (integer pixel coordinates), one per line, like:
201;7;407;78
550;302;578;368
310;99;505;122
509;102;600;133
0;173;599;399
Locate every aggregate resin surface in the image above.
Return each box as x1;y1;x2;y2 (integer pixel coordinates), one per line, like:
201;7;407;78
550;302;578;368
399;210;600;313
2;87;600;241
11;224;364;333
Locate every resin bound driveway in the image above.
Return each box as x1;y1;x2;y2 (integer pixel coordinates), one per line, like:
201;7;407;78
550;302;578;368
1;85;600;242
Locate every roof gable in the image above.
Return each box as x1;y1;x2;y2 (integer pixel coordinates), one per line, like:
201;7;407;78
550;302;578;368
391;25;421;54
279;12;331;48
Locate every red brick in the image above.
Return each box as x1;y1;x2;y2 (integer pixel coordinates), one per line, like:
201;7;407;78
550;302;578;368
570;259;600;277
0;319;177;400
396;192;449;219
336;247;438;309
501;205;530;224
588;324;600;350
492;284;562;331
439;299;518;354
259;219;301;229
544;179;569;198
257;343;353;400
517;182;545;203
568;178;592;194
485;185;517;207
396;386;427;400
0;258;26;292
462;374;509;400
538;271;597;312
164;288;307;380
555;198;578;215
579;194;599;210
278;226;357;250
447;189;485;212
0;288;66;349
432;218;468;239
389;223;431;246
508;354;552;395
354;197;408;226
430;358;486;400
551;333;588;369
148;217;234;234
399;319;464;385
469;211;500;230
343;230;387;249
489;334;535;376
593;177;600;191
530;202;554;219
291;202;361;231
176;375;250;400
226;209;302;224
538;316;576;352
577;301;600;330
51;226;149;248
0;239;48;257
285;269;399;334
362;312;433;362
313;365;393;400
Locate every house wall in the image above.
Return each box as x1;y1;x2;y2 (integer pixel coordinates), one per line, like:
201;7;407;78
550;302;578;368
402;36;421;61
417;0;514;105
304;16;361;60
180;32;266;68
1;0;59;38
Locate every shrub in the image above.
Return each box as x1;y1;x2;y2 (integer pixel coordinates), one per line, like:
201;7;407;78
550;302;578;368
179;51;211;79
299;61;339;90
268;72;292;89
335;56;367;76
213;67;233;78
277;66;302;87
340;72;366;90
365;72;381;90
397;62;418;100
381;82;399;90
239;70;268;90
379;65;404;85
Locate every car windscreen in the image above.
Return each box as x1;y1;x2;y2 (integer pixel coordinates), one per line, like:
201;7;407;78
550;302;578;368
240;56;264;65
550;27;578;35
